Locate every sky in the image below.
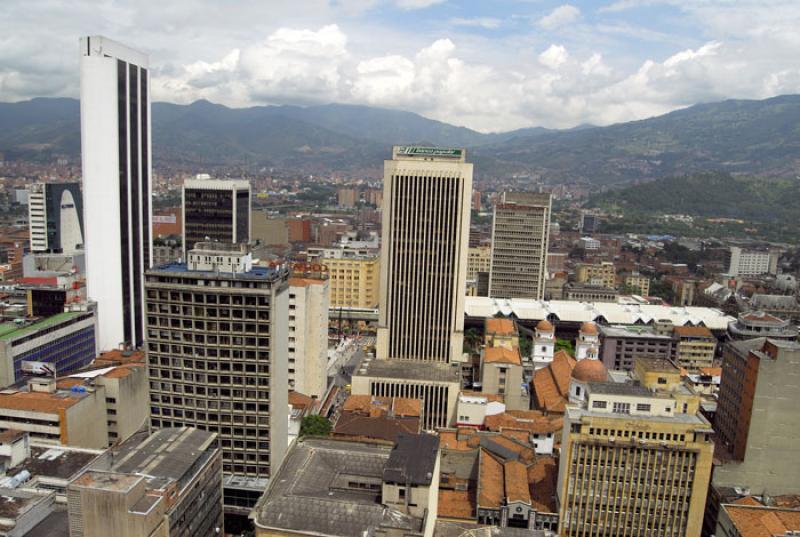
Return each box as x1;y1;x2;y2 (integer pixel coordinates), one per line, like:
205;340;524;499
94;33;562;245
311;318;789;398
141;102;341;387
1;0;800;132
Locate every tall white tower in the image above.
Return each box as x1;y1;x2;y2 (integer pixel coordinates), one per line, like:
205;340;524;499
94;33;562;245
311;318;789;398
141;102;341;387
80;36;152;350
376;146;472;364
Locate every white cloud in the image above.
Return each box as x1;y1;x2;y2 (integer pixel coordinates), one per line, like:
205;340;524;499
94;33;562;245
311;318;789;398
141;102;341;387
449;17;502;29
538;4;581;30
539;44;569;69
2;0;800;132
395;0;445;10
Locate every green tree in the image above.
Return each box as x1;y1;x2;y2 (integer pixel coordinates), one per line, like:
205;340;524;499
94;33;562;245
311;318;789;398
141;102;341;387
519;336;532;358
555;338;574;355
463;327;481;354
299;415;332;437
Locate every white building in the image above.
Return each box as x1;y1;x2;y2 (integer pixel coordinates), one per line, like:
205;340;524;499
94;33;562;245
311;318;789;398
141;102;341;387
532;319;556;370
575;322;600;361
288;277;330;398
80;36;152;351
455;393;505;428
27;183;84;254
726;246;779;277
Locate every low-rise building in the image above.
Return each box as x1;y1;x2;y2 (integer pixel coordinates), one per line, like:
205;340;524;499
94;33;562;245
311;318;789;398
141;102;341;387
563;283;618;303
0;378;108;449
673;325;717;372
484;319;519;350
333;395;421;443
715;497;800;537
251;435;439;537
623;273;650;296
727;311;798;340
0;311;97;388
599;324;674;371
437;427;559;531
58;363;149;446
352;358;461;430
575;262;615;289
321;254;380;309
481;347;528;411
67;427;223;537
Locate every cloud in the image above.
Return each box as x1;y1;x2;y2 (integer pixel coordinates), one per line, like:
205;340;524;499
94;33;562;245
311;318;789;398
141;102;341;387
449;17;502;29
395;0;445;10
2;0;800;132
538;4;581;30
539;44;569;69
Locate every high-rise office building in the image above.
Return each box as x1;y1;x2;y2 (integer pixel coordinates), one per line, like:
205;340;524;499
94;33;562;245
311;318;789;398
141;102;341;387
376;146;472;363
356;147;470;429
558;358;714;537
182;174;251;251
489;192;551;299
80;36;152;351
27;183;84;253
145;242;288;512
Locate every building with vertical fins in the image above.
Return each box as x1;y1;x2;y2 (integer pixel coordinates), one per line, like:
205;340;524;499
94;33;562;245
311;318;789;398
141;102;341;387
27;183;84;254
182;174;251;252
376;146;472;363
80;36;151;351
355;147;471;430
489;192;551;300
557;357;714;537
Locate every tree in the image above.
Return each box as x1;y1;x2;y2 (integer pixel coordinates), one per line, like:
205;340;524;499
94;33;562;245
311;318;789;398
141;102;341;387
555;338;574;355
463;327;481;354
300;415;332;437
519;336;532;358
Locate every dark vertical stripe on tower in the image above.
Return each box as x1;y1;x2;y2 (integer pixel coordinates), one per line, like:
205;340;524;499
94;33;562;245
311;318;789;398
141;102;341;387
129;63;142;348
141;69;150;271
117;59;132;345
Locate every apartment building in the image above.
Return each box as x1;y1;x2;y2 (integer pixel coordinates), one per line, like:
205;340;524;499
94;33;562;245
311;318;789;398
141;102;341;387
488;192;551;300
575;261;616;289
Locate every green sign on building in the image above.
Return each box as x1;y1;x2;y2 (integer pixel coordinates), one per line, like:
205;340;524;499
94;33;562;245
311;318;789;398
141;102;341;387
396;146;463;158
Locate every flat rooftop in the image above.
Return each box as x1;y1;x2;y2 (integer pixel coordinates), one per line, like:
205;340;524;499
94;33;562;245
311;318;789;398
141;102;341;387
106;427;217;491
0;311;88;342
599;325;673;339
253;437;425;537
20;446;100;482
357;358;461;384
587;382;653;397
383;433;439;486
148;262;285;282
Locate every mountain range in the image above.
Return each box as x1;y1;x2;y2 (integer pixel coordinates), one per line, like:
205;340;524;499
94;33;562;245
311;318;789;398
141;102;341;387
1;95;799;184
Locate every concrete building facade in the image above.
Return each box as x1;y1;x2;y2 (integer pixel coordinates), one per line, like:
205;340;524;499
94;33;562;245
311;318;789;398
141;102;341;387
557;360;714;537
714;338;800;494
598;324;674;372
488;192;551;300
287;277;329;398
67;427;223;537
144;243;289;510
80;36;152;351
